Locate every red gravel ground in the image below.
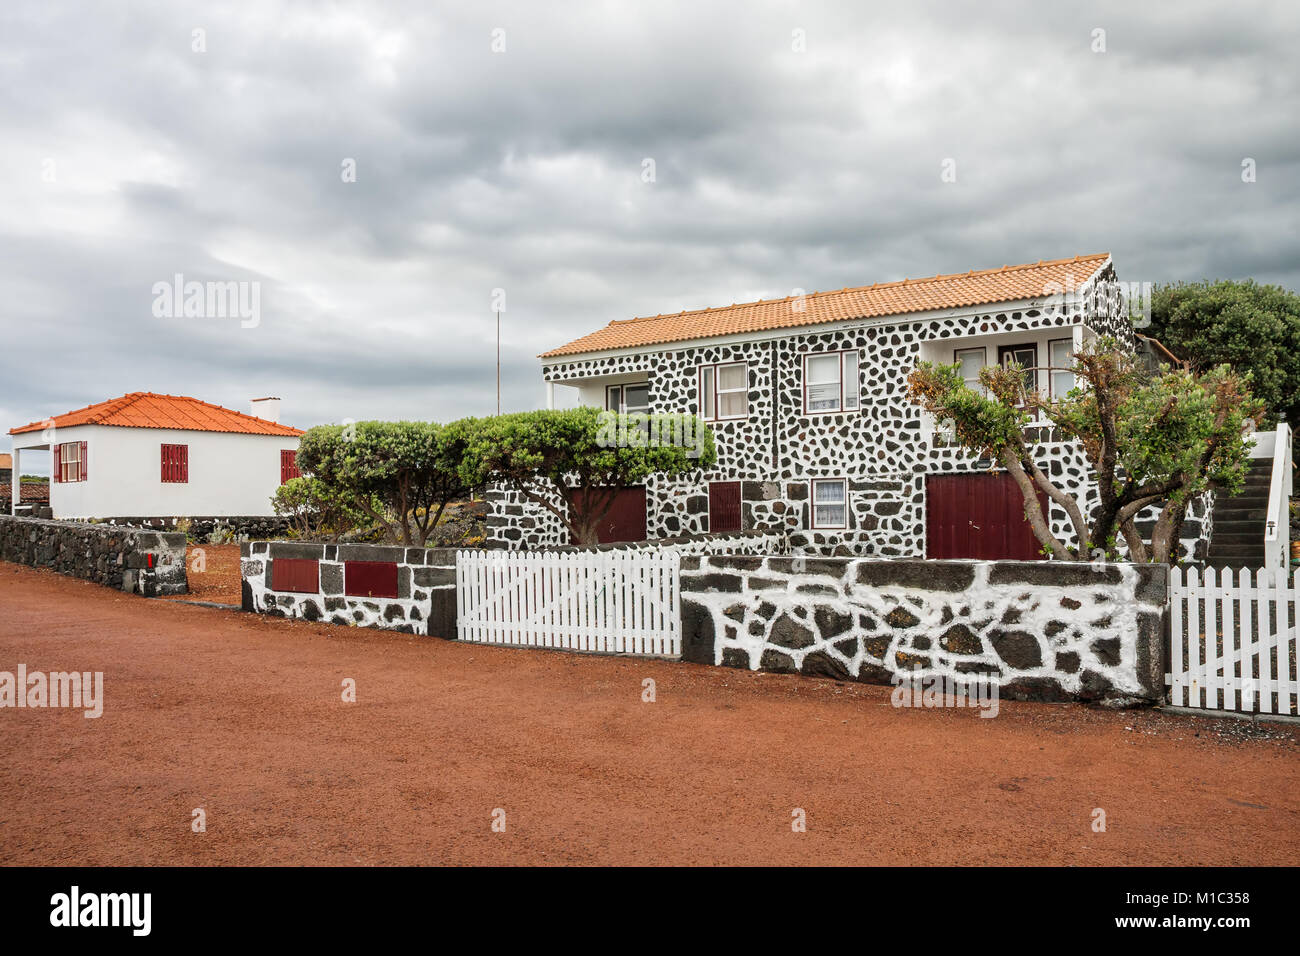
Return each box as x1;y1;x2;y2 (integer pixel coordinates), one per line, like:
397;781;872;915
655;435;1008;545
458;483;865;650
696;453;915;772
1;560;1296;866
157;543;241;605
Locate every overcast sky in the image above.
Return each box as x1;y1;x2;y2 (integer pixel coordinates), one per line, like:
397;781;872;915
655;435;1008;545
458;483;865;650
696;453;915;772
2;0;1297;457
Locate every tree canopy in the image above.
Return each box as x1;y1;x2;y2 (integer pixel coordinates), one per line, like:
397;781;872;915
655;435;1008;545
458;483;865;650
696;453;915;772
295;419;477;546
907;337;1262;563
463;407;716;545
1147;278;1300;426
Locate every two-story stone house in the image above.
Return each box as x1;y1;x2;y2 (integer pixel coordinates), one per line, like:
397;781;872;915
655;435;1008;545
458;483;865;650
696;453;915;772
488;253;1198;559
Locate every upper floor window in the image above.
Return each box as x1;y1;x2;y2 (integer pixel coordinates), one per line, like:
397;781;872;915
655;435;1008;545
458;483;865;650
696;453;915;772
803;350;859;414
606;383;649;415
55;441;87;483
161;443;188;483
281;449;301;485
699;362;747;420
1049;338;1075;398
954;347;987;394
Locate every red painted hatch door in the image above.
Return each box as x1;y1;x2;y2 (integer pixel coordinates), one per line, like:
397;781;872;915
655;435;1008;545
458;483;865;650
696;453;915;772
572;486;647;544
926;473;1046;561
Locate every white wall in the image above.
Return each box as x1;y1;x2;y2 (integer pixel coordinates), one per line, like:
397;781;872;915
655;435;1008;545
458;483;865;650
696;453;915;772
18;425;300;519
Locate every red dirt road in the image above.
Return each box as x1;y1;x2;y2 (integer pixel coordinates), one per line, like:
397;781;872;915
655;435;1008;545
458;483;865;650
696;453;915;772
1;561;1296;866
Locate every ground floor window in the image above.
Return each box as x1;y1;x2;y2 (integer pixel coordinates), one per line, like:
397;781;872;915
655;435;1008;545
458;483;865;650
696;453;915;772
55;441;86;483
811;478;847;529
161;443;188;483
281;449;300;484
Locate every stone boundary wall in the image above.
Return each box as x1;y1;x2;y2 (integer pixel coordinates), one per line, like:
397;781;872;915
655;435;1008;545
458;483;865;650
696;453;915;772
680;556;1167;705
240;541;456;637
544;528;788;556
96;515;292;541
0;514;187;596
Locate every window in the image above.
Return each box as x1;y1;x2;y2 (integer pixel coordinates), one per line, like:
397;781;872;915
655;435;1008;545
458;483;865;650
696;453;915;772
161;443;188;483
998;343;1038;396
1049;338;1075;398
699;362;748;420
281;449;300;484
54;441;86;483
803;351;859;413
954;347;987;394
605;383;650;414
810;478;848;529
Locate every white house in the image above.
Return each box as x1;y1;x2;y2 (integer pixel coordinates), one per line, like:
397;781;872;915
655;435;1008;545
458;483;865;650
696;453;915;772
8;393;304;520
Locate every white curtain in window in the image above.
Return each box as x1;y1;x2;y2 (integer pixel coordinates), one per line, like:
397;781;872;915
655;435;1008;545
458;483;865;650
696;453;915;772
813;480;846;527
717;363;746;417
843;352;859;409
806;354;841;410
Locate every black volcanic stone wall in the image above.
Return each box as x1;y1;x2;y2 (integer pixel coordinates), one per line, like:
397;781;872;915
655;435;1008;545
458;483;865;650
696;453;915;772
0;515;187;596
680;555;1167;705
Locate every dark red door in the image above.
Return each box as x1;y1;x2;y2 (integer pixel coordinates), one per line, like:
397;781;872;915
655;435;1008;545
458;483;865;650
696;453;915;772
708;481;742;533
573;487;646;544
926;473;1046;560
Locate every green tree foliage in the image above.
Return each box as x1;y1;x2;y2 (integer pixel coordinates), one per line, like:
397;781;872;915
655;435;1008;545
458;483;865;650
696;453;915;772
464;407;717;546
295;420;477;545
907;338;1262;563
1148;279;1300;425
271;476;371;542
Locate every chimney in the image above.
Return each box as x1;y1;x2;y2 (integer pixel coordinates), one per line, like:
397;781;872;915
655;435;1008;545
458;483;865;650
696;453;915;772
250;396;281;423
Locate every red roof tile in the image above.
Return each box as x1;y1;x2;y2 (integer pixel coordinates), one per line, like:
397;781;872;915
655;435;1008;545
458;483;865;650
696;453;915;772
540;253;1111;358
9;393;304;437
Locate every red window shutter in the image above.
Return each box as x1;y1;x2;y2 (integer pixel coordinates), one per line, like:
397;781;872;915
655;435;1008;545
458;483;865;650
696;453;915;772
79;441;87;481
281;449;299;483
280;450;288;484
181;445;188;483
52;443;61;483
161;444;168;481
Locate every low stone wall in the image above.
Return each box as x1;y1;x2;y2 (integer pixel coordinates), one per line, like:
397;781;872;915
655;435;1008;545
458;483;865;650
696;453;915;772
97;515;292;542
680;556;1167;705
546;529;788;556
0;514;187;596
240;541;456;637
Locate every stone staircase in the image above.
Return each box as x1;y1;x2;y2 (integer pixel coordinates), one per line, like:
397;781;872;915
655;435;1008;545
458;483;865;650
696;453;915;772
1205;459;1275;569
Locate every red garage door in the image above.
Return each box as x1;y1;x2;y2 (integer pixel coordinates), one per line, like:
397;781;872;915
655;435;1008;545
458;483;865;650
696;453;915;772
926;473;1046;561
572;486;647;544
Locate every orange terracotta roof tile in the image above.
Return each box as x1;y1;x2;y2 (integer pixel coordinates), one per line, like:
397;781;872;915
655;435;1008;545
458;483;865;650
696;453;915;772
540;253;1110;358
8;393;304;437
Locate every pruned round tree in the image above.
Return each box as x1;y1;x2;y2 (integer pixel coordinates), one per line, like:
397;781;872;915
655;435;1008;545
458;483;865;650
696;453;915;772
464;407;717;546
295;419;478;546
907;337;1262;563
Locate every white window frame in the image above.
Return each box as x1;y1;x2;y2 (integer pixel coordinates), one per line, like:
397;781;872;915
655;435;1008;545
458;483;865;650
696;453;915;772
810;478;848;529
606;383;650;415
1048;338;1075;399
699;361;748;421
802;350;860;415
954;346;987;394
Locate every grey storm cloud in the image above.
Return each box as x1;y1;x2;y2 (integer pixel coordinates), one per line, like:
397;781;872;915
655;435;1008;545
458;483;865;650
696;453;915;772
2;0;1298;454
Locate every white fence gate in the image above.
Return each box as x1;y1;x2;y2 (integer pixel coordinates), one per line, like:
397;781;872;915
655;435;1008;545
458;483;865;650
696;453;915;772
1168;566;1299;715
455;550;681;656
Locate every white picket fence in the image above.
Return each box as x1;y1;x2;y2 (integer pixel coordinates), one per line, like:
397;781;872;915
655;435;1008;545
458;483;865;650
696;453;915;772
455;550;681;656
1168;566;1299;715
